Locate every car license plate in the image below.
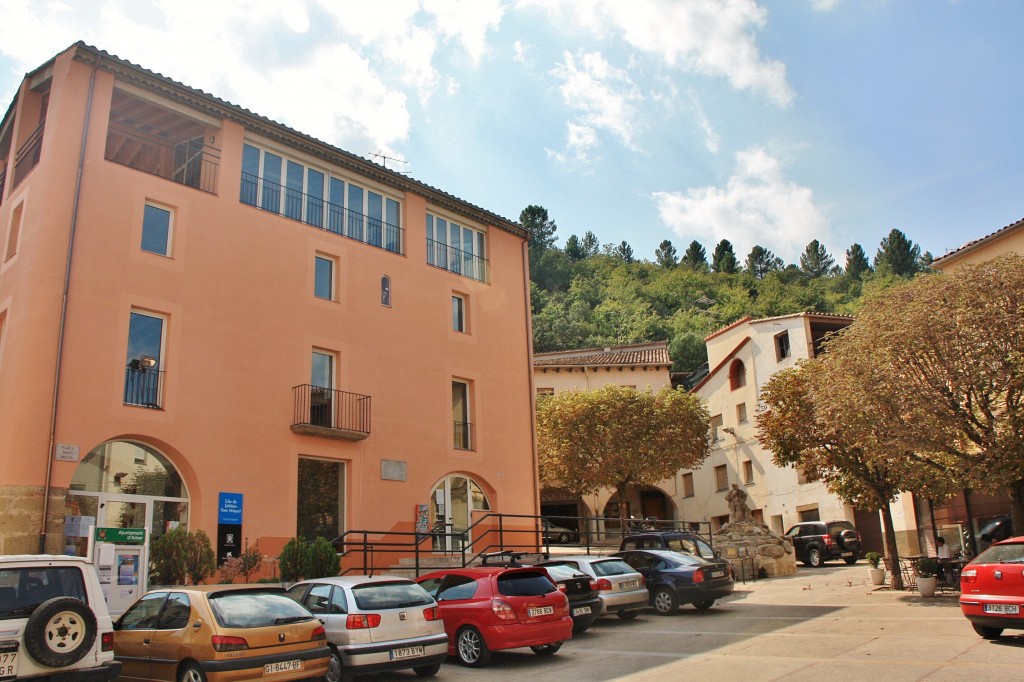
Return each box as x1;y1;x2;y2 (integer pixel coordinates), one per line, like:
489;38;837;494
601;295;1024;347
264;660;302;675
0;641;18;682
984;603;1020;615
528;605;554;617
572;606;592;616
621;580;639;589
711;571;725;578
841;552;853;557
390;646;425;660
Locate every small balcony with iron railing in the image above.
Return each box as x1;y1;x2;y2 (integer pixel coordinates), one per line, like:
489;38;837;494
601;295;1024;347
291;384;371;441
240;173;404;255
123;358;164;409
427;238;489;283
104;90;219;194
12;119;44;188
453;421;474;451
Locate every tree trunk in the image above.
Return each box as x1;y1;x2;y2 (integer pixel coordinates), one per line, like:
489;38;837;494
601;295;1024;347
616;486;629;537
881;502;904;590
1009;479;1024;537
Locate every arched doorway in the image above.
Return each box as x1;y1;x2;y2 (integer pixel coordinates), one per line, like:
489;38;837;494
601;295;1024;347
430;474;490;552
63;441;189;557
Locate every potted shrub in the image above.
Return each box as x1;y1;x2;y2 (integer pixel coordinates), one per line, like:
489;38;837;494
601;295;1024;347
865;552;886;585
915;557;940;597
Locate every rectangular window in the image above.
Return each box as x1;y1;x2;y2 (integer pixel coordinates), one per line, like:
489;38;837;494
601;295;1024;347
797;466;811;485
141;203;172;256
314;255;334;301
536;387;554;397
124;310;165;408
714;465;728;492
799;507;821;522
710;414;723;442
5;201;23;262
743;460;754;484
775;331;791;361
426;212;488;282
310;350;335;427
452;380;472;450
682;472;694;498
452;294;466;332
297;458;345;540
736;403;748;424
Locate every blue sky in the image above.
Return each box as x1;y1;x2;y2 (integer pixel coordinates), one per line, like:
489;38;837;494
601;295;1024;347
2;0;1021;265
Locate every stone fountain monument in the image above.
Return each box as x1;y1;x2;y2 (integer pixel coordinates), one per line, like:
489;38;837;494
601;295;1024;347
713;484;797;579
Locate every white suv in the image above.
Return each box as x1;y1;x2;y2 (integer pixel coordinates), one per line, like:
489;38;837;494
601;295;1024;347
0;555;121;680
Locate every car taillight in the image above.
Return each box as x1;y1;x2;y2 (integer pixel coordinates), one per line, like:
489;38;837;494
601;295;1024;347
211;635;248;652
639;575;645;587
961;568;977;584
557;583;567;593
491;599;516;621
101;631;114;652
311;626;326;641
693;569;705;584
346;614;382;629
423;606;441;621
557;593;570;616
823;534;833;547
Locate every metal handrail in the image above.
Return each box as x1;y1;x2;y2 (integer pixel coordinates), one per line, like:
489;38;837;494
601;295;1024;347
13;119;44;187
105;114;219;193
426;238;489;283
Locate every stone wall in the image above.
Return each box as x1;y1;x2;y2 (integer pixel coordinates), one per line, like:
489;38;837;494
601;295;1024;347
714;521;798;579
0;485;68;555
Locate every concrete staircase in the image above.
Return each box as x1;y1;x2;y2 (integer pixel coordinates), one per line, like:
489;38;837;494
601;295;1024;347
383;554;468;579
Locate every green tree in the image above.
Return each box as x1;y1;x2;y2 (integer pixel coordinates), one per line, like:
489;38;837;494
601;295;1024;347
186;529;216;585
521;205;558;263
537;385;711;530
279;537;312;582
745;245;784;279
655;240;678;268
711;239;738;274
799;239;835;278
845;243;871;280
580;231;600;257
682;241;708;271
874;228;921;277
615;241;635;263
564;234;586;262
308;536;340;578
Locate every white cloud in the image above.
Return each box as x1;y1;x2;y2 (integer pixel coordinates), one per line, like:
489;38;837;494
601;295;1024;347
513;40;529;64
519;0;793;107
652;147;829;263
423;0;504;64
550;50;643;160
686;91;720;154
810;0;840;10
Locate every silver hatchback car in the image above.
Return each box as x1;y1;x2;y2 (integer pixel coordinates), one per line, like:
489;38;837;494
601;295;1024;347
286;576;448;681
538;556;648;619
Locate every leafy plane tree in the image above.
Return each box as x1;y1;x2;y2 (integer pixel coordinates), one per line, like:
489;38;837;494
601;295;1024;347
536;385;710;528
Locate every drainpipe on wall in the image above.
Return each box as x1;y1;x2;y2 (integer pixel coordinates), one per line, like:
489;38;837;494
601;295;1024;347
522;238;541;519
39;65;97;553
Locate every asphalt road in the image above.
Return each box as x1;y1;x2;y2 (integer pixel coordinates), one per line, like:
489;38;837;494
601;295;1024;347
358;563;1024;682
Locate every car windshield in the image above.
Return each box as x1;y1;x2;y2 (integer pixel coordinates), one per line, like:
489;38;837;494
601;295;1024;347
591;560;634;577
974;542;1024;565
209;591;315;628
352;581;434;610
0;567;87;620
497;571;557;597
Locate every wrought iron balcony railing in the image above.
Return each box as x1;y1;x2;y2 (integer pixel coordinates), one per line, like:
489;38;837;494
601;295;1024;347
13;119;44;187
105;114;219;193
0;165;6;208
292;384;371;440
124;365;164;409
427;238;489;283
453;420;474;451
240;172;404;255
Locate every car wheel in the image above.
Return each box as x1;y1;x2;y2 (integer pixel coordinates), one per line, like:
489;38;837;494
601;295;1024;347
844;557;858;565
807;547;825;568
413;662;442;677
692;599;715;611
322;647;344;682
617;610;640;620
24;597;97;668
972;624;1003;640
456;626;492;667
530;642;562;656
652;588;678;615
178;663;207;682
557;532;571;544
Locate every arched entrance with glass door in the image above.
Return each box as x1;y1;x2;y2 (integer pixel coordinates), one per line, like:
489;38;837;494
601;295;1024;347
63;441;190;557
430;474;490;552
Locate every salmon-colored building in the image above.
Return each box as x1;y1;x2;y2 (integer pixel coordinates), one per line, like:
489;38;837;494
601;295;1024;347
0;44;538;583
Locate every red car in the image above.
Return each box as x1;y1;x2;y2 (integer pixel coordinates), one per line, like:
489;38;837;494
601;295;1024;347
960;535;1024;639
416;566;573;667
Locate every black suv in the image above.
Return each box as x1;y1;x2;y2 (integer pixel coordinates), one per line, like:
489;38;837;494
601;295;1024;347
619;531;716;559
785;521;862;567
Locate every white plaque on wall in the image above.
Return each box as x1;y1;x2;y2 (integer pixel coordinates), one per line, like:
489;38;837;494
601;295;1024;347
56;444;80;462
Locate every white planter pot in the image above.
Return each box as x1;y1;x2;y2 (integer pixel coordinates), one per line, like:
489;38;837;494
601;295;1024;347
917;575;938;597
868;567;886;585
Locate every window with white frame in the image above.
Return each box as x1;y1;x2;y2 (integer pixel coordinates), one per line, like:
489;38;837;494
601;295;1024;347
736;402;748;424
314;254;335;300
124;310;165;408
141;202;173;256
452;380;472;450
775;331;791;361
241;143;403;254
452;294;466;332
310;350;335;428
426;213;488;282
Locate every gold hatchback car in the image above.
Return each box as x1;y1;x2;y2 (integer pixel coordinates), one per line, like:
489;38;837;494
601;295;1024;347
113;585;331;682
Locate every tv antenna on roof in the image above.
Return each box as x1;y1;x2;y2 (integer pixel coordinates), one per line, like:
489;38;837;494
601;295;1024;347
369;149;409;171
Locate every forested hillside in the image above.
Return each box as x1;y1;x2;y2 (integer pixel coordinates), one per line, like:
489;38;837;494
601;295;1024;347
521;205;932;373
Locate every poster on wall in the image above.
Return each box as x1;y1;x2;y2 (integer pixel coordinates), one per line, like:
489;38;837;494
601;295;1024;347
117;553;139;585
415;504;429;542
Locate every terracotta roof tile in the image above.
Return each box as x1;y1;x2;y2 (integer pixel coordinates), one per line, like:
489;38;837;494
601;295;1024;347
933;216;1024;265
534;342;671;368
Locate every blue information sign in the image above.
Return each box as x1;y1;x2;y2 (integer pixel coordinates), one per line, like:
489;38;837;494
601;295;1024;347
218;492;244;524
